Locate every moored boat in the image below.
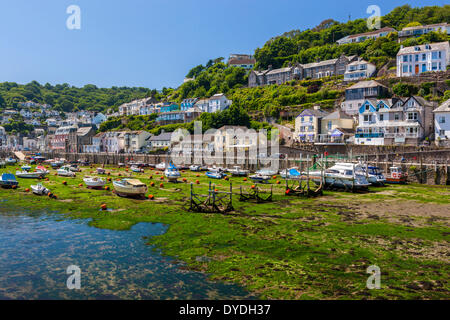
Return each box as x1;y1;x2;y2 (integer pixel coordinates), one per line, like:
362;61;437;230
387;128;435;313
0;173;19;188
16;171;47;179
5;157;17;165
21;165;32;171
228;166;249;177
249;173;271;184
57;166;76;177
113;178;148;198
83;177;106;189
96;167;106;174
280;168;301;179
30;183;50;196
189;165;202;172
165;164;181;182
155;163;166;171
131;165;143;173
205;171;226;179
385;166;407;184
309;162;370;190
256;168;278;176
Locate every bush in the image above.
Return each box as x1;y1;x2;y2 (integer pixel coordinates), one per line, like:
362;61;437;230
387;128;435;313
392;83;418;97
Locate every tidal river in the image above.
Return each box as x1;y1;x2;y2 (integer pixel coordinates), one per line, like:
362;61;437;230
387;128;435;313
0;202;253;300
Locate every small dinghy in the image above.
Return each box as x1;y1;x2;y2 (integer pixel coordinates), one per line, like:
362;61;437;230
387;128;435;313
0;173;19;188
83;176;106;189
165;164;181;182
36;166;49;175
16;171;47;179
57;166;76;177
256;168;278;176
96;168;106;174
280;168;301;179
249;173;271;184
205;171;227;179
113;178;148;198
31;183;50;196
21;165;32;171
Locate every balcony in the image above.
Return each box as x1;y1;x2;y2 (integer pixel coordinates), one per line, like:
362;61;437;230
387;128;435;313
355;133;384;138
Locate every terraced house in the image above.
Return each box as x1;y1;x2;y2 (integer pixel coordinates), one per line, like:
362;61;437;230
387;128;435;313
355;96;436;146
294;106;329;143
397;42;450;77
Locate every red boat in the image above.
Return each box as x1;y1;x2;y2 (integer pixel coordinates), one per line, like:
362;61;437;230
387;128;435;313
385;166;408;184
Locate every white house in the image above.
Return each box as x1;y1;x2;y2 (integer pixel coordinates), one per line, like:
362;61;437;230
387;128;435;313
433;98;450;146
92;113;107;127
355;96;435;146
20;109;33;119
398;23;450;42
344;59;376;81
147;131;173;150
336;27;396;45
207;94;232;113
396;42;450;77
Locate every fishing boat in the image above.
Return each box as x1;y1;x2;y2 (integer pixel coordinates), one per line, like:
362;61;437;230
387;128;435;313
113;178;148;198
57;166;76;177
96;167;106;174
83;177;106;189
30;183;50;196
385;166;408;184
249;173;271;184
0;173;19;188
68;165;80;172
309;163;370;190
280;168;302;179
228;166;249;177
205;171;227;179
5;157;17;165
16;171;47;179
155;163;166;171
164;164;181;182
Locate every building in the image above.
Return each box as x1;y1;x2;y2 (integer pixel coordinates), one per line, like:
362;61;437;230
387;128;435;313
207;94;232;113
0;126;7;150
155;107;202;125
341;80;389;116
118;97;158;116
51;125;78;151
92;113;107;127
354;96;436;146
336;27;396;45
316;111;355;144
76;126;97;153
344;59;376;81
433;98;450;146
83;132;106;153
214;126;258;153
396;42;450;77
248;55;357;87
398;23;450;42
180;98;198;111
294;107;329;143
147;131;173;150
122;131;151;153
103;132;123;153
227;54;256;70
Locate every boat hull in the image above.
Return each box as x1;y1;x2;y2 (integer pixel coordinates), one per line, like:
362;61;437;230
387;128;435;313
113;182;147;198
385;177;407;184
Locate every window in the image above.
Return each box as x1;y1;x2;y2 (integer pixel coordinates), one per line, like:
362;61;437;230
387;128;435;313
439;116;445;124
408;112;418;120
379;114;384;121
432;62;438;70
394;113;400;121
402;65;408;73
432;52;438;59
327;121;332;130
422;53;426;60
415;55;419;62
403;55;408;62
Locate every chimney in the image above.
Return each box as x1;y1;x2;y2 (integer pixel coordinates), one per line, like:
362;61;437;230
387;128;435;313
268;65;273;71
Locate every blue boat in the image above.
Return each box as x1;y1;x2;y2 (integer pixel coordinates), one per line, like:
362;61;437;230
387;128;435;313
0;173;19;188
205;171;226;179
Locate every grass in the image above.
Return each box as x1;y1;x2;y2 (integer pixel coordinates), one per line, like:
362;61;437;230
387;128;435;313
0;164;449;300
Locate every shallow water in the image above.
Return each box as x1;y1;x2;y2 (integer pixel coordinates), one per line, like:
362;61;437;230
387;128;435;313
0;203;253;300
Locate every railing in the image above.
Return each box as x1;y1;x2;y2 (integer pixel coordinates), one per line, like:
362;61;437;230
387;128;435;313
355;133;384;138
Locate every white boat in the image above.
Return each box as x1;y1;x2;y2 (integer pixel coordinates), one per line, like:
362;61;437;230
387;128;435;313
68;165;80;172
131;165;143;173
205;171;227;179
35;166;49;175
308;163;370;190
228;166;249;177
83;176;106;189
357;165;386;185
21;165;32;171
96;167;106;174
5;157;17;165
57;166;76;177
16;171;47;179
256;168;278;176
155;163;166;171
113;178;148;198
208;165;226;172
164;164;181;182
249;173;271;183
31;183;50;196
189;165;202;172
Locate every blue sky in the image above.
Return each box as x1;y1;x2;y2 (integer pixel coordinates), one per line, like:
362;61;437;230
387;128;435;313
0;0;447;89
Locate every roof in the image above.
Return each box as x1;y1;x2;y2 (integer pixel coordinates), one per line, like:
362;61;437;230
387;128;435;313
297;108;329;118
433;99;450;113
302;58;339;69
346;80;387;90
77;127;94;136
345;27;396;40
149;132;173;141
397;42;449;55
333;127;355;134
266;67;293;75
408;96;436;108
402;22;448;31
323;110;353;120
217;125;249;131
348;59;372;66
228;58;256;65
